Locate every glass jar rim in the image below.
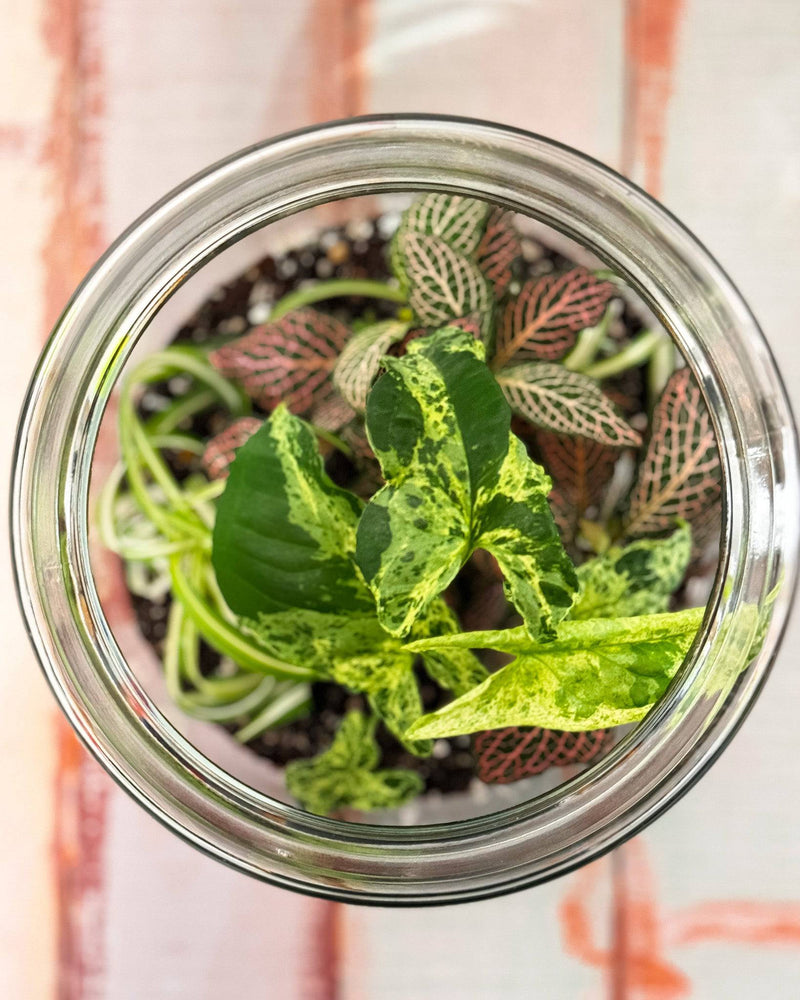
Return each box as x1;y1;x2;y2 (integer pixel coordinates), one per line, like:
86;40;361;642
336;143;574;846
12;114;799;905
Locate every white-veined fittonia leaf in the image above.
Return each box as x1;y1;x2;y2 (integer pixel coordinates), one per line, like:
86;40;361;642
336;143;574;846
402;193;491;257
209;307;349;414
202;416;263;480
475;208;521;298
570;521;691;620
332;319;411;411
212;404;374;619
405;605;704;737
497;362;642;447
355;326;577;639
626;367;721;537
285;711;424;816
494;267;615;367
398;230;494;339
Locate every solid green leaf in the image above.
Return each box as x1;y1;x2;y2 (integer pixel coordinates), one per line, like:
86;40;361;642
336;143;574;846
571;521;692;620
355;326;577;638
498;363;642;447
285;711;424;815
212;405;374;618
332;319;410;411
398;231;494;338
406;606;705;738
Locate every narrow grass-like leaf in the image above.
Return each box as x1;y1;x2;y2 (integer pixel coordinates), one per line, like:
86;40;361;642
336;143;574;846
285;711;424;815
495;268;615;367
571;521;691;620
626;367;721;537
210;307;349;414
406;606;704;737
498;363;642;447
212;405;373;618
475;208;521;298
355;327;577;638
399;230;494;338
202;417;263;480
333;319;410;411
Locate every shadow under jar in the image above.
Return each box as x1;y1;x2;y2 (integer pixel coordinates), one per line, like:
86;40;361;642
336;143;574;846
12;116;799;905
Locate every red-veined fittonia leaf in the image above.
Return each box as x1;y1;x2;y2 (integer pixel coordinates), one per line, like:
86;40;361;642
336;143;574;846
402;193;491;257
494;267;615;367
397;230;494;339
209;307;350;415
475;208;521;298
308;394;356;433
202;417;263;480
626;366;721;537
332;319;410;411
536;431;619;543
474;726;612;784
497;363;642;447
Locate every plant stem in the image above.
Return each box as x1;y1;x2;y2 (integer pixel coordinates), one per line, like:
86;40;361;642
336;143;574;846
582;329;662;380
269;279;406;320
562;306;613;372
647;335;676;410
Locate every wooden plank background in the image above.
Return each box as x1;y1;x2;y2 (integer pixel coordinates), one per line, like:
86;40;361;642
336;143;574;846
2;0;799;996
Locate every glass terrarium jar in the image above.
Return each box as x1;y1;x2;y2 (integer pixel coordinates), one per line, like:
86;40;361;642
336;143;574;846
12;115;799;905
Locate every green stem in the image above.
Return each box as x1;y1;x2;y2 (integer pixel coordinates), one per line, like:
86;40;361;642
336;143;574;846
169;555;316;681
269;279;406;321
562;306;613;372
309;423;354;458
647;336;676;411
234;684;312;743
583;329;662;380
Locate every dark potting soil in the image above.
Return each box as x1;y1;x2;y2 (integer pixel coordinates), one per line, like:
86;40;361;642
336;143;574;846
132;213;648;796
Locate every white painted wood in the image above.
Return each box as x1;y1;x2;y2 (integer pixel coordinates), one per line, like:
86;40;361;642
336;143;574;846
0;1;60;997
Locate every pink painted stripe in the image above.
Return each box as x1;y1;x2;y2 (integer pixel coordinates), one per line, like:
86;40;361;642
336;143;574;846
40;0;109;997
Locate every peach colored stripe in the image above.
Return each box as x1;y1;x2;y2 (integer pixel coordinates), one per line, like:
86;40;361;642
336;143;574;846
40;0;109;997
668;901;800;948
621;0;686;197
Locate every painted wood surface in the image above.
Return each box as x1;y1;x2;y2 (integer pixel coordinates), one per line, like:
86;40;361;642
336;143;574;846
2;0;800;996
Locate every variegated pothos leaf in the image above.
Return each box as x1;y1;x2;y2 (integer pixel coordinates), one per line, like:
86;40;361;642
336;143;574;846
570;521;691;620
412;599;489;697
209;308;349;414
212;405;373;618
405;606;704;737
495;268;615;367
355;326;577;638
626;367;721;537
398;231;494;340
332;320;411;412
285;711;424;816
498;363;642;447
